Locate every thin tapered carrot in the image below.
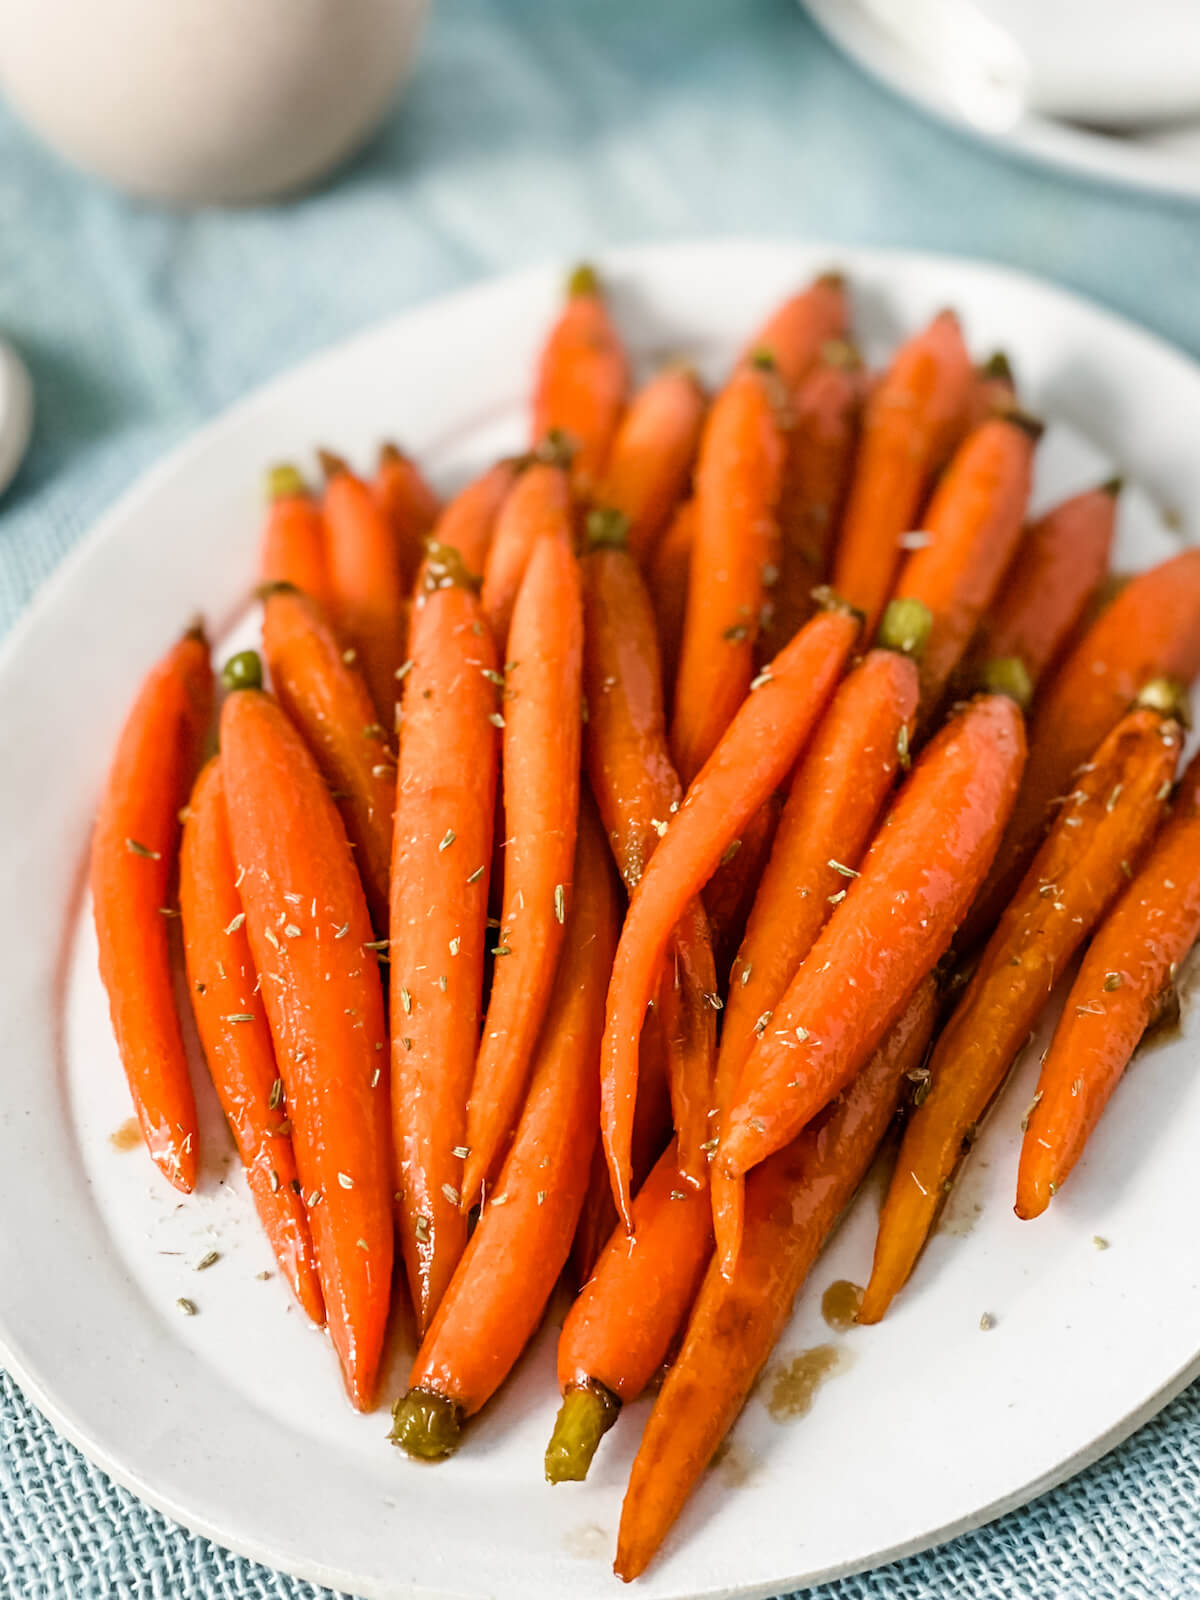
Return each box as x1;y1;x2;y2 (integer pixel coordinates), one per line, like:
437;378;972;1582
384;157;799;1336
615;978;938;1583
259;465;333;611
720;692;1026;1183
390;549;500;1337
463;532;583;1207
260;586;393;936
964;351;1016;432
91;625;212;1193
648;499;693;703
602;603;861;1227
429;458;518;576
545;1138;713;1483
671;360;786;786
742;272;849;391
179;758;324;1323
374;441;439;589
831;310;973;635
320;450;408;733
963;547;1200;947
860;689;1184;1322
594;365;706;565
1017;745;1200;1219
882;414;1039;718
480;456;571;650
220;657;393;1410
532;263;630;498
713;630;923;1270
390;799;619;1458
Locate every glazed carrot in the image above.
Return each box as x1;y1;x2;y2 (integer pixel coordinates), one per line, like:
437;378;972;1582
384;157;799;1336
963;547;1200;947
882;414;1039;716
480;456;571;649
374;441;439;589
720;692;1026;1183
259;465;332;611
594;365;706;565
390;800;619;1458
260;586;393;935
320;451;407;733
391;550;500;1337
463;532;583;1207
91;625;212;1193
964;351;1016;432
545;1138;713;1483
671;360;786;786
1017;745;1200;1219
220;658;392;1410
966;480;1120;695
532;263;630;497
742;272;849;390
179;758;324;1323
861;689;1184;1322
615;978;938;1582
429;458;517;576
701;796;781;979
713;630;923;1269
602;603;861;1226
648;499;694;703
831;310;973;635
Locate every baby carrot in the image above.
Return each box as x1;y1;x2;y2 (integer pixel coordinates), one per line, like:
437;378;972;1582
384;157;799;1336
648;499;694;703
179;758;324;1323
260;586;393;936
545;1139;713;1483
594;365;706;565
1017;744;1200;1219
860;688;1184;1322
720;692;1026;1182
390;800;619;1458
882;414;1039;717
259;465;332;611
480;456;571;650
220;658;393;1410
831;310;973;634
671;360;786;786
742;272;849;391
615;979;938;1583
602;602;861;1226
391;550;500;1337
321;450;408;733
429;458;518;576
91;625;213;1192
964;351;1016;432
374;441;439;589
463;532;583;1208
532;263;630;498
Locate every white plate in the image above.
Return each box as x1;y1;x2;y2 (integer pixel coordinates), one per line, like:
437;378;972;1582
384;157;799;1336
1;241;1199;1600
801;0;1200;202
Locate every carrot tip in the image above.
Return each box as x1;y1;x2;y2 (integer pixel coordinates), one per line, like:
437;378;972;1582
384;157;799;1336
567;262;600;299
545;1380;621;1483
264;462;307;502
1003;407;1045;442
820;338;862;371
182;615;208;646
878;597;933;661
980;350;1013;382
584;507;631;552
422;538;483;595
1136;675;1190;727
748;344;777;372
378;440;408;468
531;428;577;469
390;1389;463;1460
980;655;1034;713
316;448;350;481
810;584;866;631
818;268;846;289
1099;474;1125;497
220;650;263;693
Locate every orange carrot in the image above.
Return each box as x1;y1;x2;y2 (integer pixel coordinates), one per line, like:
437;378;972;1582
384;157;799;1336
429;458;518;576
701;796;782;979
742;272;849;391
463;532;583;1207
374;441;439;589
594;365;706;565
861;689;1183;1321
179;758;324;1323
480;457;571;650
648;499;694;703
91;626;213;1192
220;658;392;1409
964;351;1016;432
720;692;1026;1183
1017;744;1200;1219
259;465;332;611
532;263;630;498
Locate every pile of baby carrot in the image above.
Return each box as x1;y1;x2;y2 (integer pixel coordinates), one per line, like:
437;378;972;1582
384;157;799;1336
91;262;1200;1580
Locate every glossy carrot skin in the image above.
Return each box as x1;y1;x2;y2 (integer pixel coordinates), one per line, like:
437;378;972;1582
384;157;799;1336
374;442;439;589
1017;748;1200;1219
648;500;694;704
720;693;1026;1181
391;577;500;1337
464;533;583;1207
261;587;394;935
713;647;919;1267
602;606;860;1226
742;273;849;391
259;468;332;611
91;629;212;1192
615;979;938;1583
861;704;1181;1322
964;548;1200;946
480;460;572;650
430;459;517;576
532;265;630;498
832;310;973;635
596;366;706;565
221;688;393;1410
671;363;786;786
890;416;1037;715
179;759;324;1323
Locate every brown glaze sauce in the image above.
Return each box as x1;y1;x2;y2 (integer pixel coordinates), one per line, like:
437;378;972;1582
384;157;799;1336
766;1344;847;1421
820;1279;863;1331
109;1117;141;1152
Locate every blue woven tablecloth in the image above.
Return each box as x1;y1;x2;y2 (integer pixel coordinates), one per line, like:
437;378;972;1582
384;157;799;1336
3;2;1199;1595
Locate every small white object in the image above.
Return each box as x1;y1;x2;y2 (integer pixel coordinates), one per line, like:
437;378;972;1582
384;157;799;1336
0;340;33;498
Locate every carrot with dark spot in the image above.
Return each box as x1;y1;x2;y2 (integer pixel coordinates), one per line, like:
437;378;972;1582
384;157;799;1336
374;442;439;590
259;466;333;611
532;263;630;499
594;365;706;566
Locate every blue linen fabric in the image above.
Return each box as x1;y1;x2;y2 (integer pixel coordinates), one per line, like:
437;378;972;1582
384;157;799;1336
1;2;1198;1595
